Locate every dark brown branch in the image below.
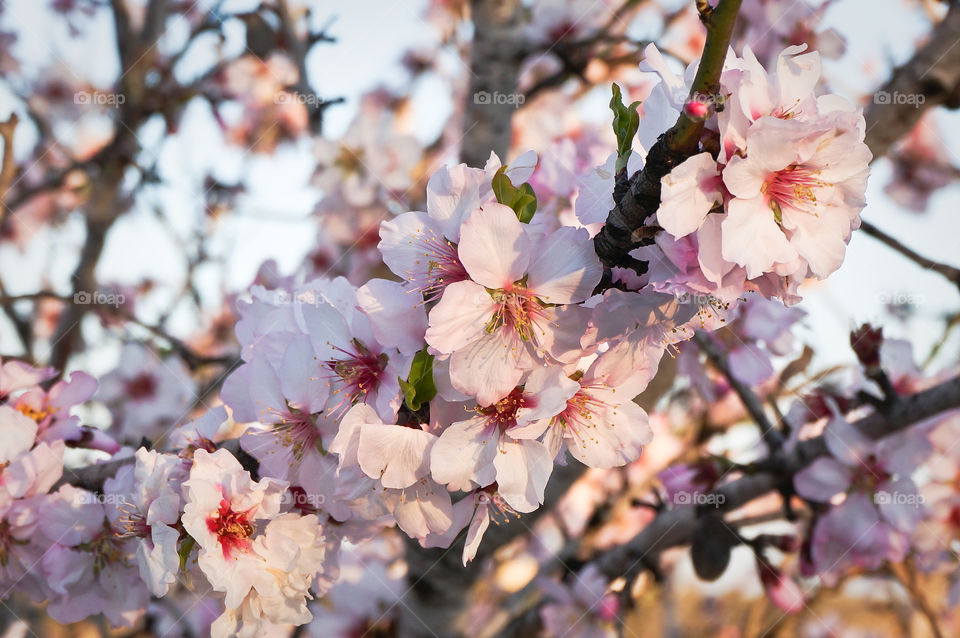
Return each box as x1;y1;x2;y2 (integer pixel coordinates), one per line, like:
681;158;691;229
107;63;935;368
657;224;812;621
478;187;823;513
55;439;244;493
863;0;960;160
0;113;18;222
694;332;784;449
592;0;743;271
593;374;960;579
858;220;960;291
851;4;960;291
275;0;340;135
0;292;237;371
48;0;171;376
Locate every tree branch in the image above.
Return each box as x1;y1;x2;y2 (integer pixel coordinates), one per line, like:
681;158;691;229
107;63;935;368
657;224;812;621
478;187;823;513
0;113;18;223
459;0;525;167
863;0;960;160
275;0;340;135
592;0;743;271
858;220;960;291
694;331;784;449
1;292;237;371
593;374;960;579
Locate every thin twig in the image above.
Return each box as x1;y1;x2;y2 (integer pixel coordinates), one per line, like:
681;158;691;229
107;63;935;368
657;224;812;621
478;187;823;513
859;220;960;292
889;560;945;638
0;113;18;224
0;292;236;370
694;331;784;449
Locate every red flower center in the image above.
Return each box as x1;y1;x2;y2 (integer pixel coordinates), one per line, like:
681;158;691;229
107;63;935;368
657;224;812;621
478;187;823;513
206;498;254;559
476;387;532;433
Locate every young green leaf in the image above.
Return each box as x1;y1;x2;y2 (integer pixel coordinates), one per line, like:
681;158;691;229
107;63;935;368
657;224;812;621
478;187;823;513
399;349;437;412
609;83;641;174
492;166;538;223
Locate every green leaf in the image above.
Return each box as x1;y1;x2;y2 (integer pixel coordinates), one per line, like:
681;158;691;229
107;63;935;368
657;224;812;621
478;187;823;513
492;166;538;223
178;535;196;572
609;83;641;174
399;349;437;412
771;200;783;226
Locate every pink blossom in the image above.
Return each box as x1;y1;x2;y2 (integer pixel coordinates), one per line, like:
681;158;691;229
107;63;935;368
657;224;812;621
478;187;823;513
301;287;416;422
540;565;619;638
38;484;149;627
514;362;653;468
721;113;871;279
0;358;55;398
104;449;186;597
425;203;601;404
181;449;333;636
430;376;571;512
98;343;194;440
794;416;928;581
331;404;453;539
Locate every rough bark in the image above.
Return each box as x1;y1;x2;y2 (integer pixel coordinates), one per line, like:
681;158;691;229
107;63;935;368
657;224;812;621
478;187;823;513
592;0;743;271
459;0;525;167
593;374;960;579
863;0;960;159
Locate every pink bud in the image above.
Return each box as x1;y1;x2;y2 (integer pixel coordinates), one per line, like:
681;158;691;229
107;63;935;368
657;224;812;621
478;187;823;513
596;594;620;622
757;559;805;613
77;426;121;455
684;98;710;120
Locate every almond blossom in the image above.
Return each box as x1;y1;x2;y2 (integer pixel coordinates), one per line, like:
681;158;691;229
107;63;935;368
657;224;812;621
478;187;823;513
181;449;333;637
329;404;452;539
514;358;654;468
103;449;186;597
721;113;871;279
425;203;601;405
794;416;929;582
430;371;573;512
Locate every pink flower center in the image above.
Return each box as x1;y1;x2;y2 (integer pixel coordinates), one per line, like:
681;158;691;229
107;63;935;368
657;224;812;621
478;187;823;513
556;384;614;446
181;433;217;461
761;163;825;219
113;505;151;540
14;401;56;424
325;340;388;411
407;226;469;302
476;387;533;433
267;408;320;461
547;20;577;42
477;487;520;523
850;454;891;493
79;527;126;575
333;144;365;175
487;286;550;343
206;498;255;559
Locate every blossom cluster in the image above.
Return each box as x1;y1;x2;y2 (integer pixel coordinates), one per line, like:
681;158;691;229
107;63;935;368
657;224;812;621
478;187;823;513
0;44;907;637
578;44;872;305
